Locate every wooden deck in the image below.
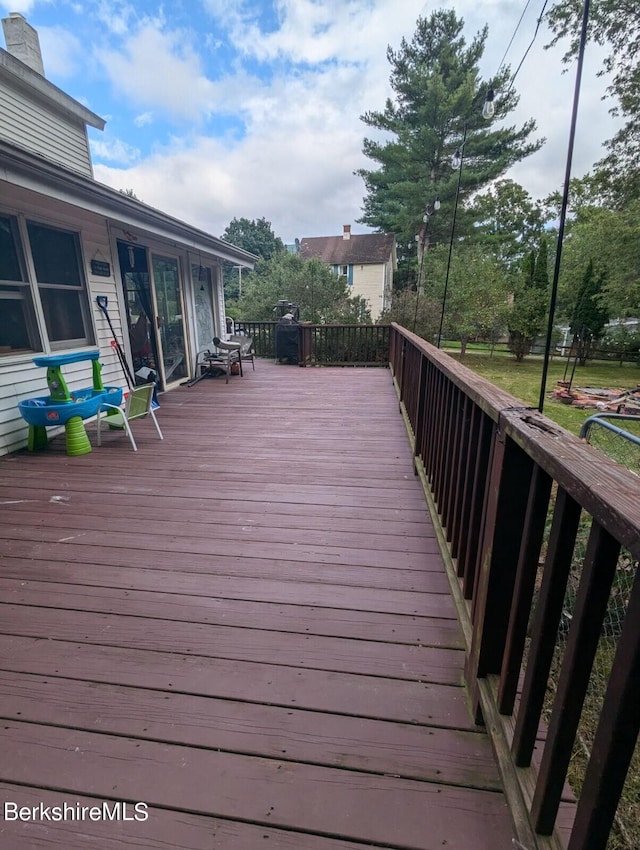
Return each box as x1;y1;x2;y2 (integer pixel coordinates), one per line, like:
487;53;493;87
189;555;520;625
0;360;515;849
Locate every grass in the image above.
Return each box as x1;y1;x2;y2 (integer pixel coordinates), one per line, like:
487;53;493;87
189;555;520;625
444;349;640;435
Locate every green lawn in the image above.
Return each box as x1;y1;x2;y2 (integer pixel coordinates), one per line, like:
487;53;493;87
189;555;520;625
445;350;640;435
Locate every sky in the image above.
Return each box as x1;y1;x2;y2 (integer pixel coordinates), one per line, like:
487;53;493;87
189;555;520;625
1;0;621;244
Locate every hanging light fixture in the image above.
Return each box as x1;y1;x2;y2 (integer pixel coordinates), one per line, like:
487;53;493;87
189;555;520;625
482;88;495;119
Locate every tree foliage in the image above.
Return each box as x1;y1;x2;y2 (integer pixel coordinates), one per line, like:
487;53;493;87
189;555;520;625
429;244;512;354
543;187;640;320
357;10;543;261
397;243;509;353
569;259;609;364
508;240;550;361
470;179;549;267
234;252;371;324
221;217;285;301
547;0;640;204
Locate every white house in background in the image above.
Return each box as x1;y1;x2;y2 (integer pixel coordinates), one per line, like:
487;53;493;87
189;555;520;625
0;12;256;456
300;225;396;322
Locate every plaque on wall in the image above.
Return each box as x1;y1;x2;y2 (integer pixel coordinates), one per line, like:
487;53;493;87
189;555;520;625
91;259;111;277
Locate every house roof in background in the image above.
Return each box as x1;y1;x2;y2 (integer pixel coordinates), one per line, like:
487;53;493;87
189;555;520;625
300;232;395;265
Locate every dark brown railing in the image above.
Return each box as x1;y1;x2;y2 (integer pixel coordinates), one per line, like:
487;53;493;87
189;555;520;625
389;322;640;850
234;321;390;365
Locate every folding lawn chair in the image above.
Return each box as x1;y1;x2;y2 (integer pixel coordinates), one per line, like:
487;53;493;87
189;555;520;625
96;383;163;452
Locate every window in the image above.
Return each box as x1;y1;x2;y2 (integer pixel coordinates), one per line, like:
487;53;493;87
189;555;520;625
27;221;93;346
336;264;352;285
0;215;41;355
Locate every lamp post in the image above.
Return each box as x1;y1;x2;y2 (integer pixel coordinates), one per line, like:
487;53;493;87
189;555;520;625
412;197;440;332
538;0;591;413
232;265;243;298
436;125;467;349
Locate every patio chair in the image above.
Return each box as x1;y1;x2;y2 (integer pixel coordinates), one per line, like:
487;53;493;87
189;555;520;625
186;337;243;386
96;383;163;452
230;334;256;371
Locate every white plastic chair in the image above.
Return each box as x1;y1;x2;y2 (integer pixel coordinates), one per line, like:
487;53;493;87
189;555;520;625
96;384;163;452
230;334;256;371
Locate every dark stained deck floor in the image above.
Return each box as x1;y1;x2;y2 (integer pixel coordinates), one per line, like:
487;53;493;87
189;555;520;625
0;360;515;849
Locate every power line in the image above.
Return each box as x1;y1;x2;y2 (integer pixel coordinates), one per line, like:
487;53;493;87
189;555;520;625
505;0;550;97
494;0;533;79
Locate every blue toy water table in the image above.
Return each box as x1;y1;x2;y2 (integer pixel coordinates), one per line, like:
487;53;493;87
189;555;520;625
18;350;123;455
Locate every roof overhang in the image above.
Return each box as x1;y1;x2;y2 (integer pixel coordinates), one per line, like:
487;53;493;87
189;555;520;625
0;139;258;267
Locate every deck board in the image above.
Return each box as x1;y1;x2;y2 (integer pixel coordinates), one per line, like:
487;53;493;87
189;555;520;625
0;361;515;849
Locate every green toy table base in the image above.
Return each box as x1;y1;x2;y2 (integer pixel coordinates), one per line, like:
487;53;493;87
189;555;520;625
63;416;93;456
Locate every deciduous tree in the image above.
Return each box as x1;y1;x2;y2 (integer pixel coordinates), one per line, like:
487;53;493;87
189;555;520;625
235;253;370;324
221;217;285;301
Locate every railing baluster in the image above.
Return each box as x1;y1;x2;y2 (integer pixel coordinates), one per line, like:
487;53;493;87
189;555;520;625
428;369;444;486
567;564;640;850
422;360;437;473
498;466;553;714
450;395;472;561
512;488;582;766
461;411;492;597
531;521;621;834
466;434;534;701
433;377;452;508
443;386;464;539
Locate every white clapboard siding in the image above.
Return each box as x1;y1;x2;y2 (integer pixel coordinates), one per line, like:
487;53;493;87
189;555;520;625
0;86;93;177
0;188;129;455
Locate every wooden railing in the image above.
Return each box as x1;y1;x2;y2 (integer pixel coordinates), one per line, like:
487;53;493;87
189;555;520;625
234;321;390;365
389;323;640;850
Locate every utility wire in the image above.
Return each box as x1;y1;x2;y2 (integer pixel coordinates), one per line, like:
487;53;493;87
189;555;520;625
505;0;550;96
493;0;533;79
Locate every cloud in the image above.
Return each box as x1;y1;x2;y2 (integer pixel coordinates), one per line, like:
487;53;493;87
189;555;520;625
0;0;43;13
94;0;139;36
93;102;370;243
89;0;622;246
37;25;83;78
91;136;140;165
94;21;227;121
204;0;432;66
134;111;154;128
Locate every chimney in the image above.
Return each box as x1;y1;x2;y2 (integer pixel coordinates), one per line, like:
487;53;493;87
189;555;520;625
343;225;351;240
2;13;45;76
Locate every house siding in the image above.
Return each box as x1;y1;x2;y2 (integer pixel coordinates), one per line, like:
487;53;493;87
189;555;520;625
1;184;129;455
0;83;93;177
352;263;387;322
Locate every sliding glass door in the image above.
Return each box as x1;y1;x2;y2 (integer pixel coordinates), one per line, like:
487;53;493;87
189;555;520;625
151;254;188;383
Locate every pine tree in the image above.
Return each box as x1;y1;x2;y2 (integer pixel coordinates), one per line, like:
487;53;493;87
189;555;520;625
357;10;543;268
508;245;549;361
570;260;609;365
